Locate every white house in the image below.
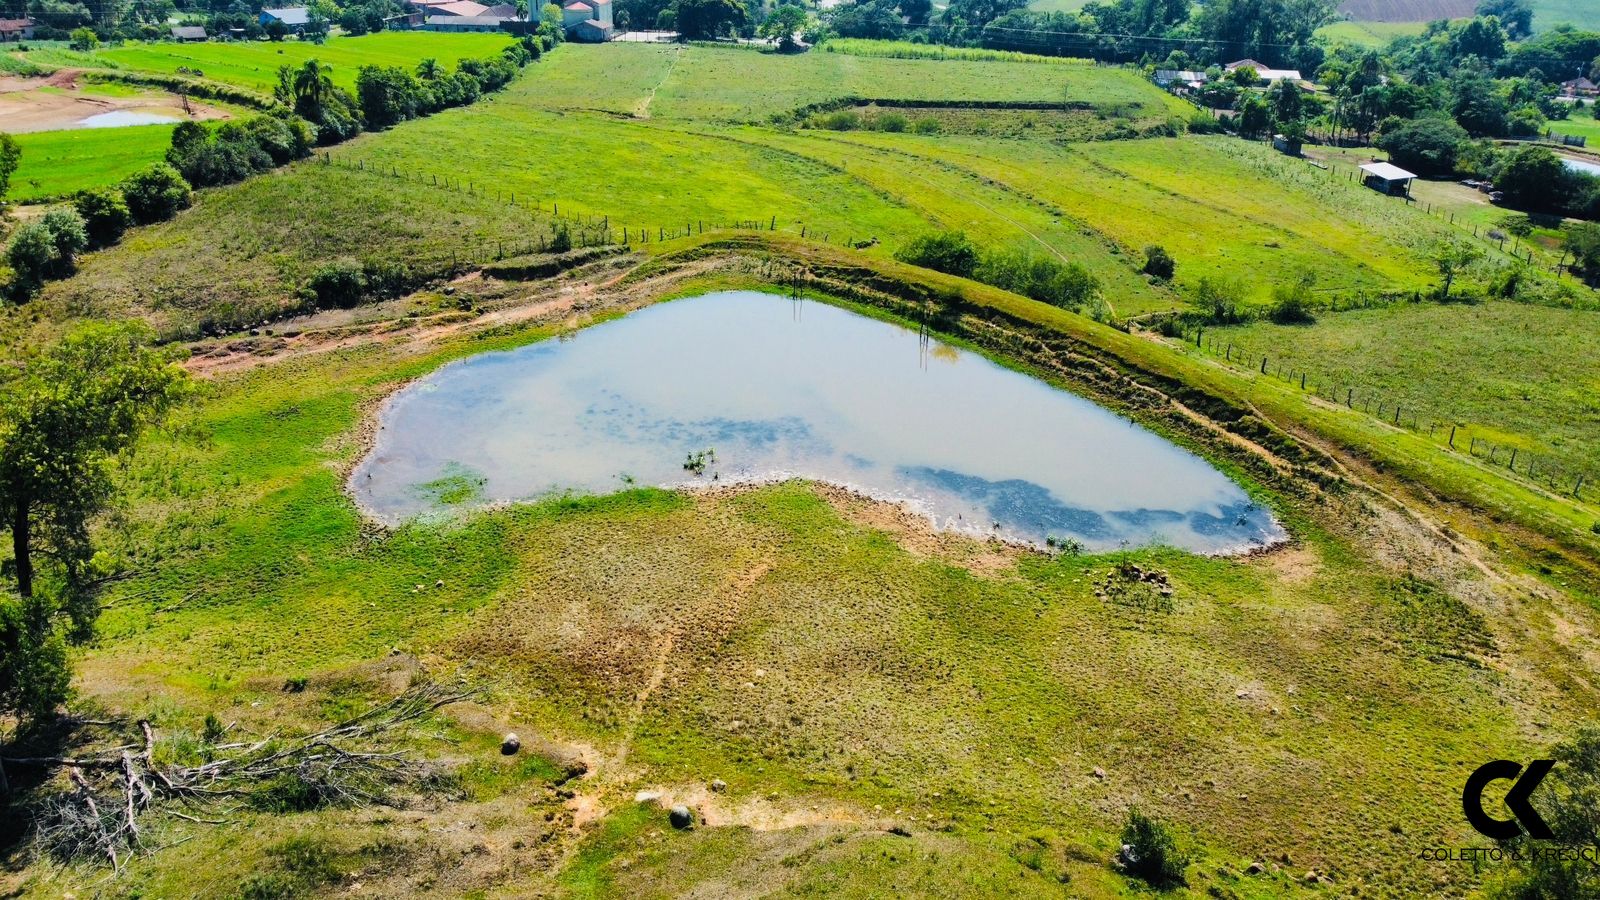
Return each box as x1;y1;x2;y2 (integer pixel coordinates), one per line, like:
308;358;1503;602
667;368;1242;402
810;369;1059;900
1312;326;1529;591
1226;58;1303;84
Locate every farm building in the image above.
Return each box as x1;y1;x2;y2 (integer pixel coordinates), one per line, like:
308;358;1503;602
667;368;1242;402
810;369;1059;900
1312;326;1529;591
1562;77;1598;98
562;0;613;41
418;0;490;15
1226;59;1303;84
258;7;310;29
423;14;510;30
170;24;207;40
1360;161;1416;197
1154;70;1207;89
0;17;34;40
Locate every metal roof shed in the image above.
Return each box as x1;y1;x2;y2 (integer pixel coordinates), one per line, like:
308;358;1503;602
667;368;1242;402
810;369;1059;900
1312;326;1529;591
1360;162;1417;197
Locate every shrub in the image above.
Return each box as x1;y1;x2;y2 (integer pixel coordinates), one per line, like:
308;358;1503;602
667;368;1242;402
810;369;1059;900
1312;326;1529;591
7;208;88;296
306;261;365;309
119;163;191;224
1268;275;1317;325
912;116;940;134
550;224;573;253
1142;244;1175;280
874;112;908;132
975;248;1099;309
73;187;131;248
895;230;978;277
1116;809;1189;888
814;109;861;131
1193;276;1241;324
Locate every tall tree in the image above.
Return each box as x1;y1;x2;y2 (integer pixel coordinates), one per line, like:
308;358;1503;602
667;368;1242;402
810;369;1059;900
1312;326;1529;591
0;323;188;603
0;133;19;205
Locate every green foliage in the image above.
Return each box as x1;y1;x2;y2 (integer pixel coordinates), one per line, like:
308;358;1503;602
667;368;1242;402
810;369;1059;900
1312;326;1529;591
895;229;979;277
1268;272;1317;324
974;247;1100;309
1193;276;1241;324
0;132;20;204
1116;808;1189;889
307;260;367;309
68;26;98;51
551;224;573;254
1375;118;1470;177
1489;726;1600;899
1142;244;1174;279
0;323;187;720
672;0;748;38
759;3;807;49
73;187;132;249
118;162;192;225
6;207;88;297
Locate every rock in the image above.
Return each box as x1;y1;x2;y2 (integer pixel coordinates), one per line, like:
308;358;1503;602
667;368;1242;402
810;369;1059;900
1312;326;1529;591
1092;767;1106;779
1245;862;1266;876
669;805;694;829
1303;870;1320;883
501;733;521;755
435;579;444;588
709;778;727;793
1279;852;1293;865
887;825;911;837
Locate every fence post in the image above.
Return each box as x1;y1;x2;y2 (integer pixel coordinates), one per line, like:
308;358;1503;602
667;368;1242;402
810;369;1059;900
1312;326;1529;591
1346;388;1352;408
1448;425;1456;448
1259;356;1267;374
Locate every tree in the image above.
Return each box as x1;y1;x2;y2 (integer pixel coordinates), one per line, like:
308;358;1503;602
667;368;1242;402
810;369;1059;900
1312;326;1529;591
759;2;806;49
6;208;87;297
1563;222;1600;283
68;26;98;51
1266;77;1304;132
0;325;187;729
0;324;189;605
1236;94;1271;138
1476;0;1531;39
1142;245;1174;279
1433;243;1481;300
416;57;444;80
119;163;192;224
73;187;131;248
673;0;747;38
1487;726;1600;899
895;230;979;277
1116;809;1189;888
1375;117;1470;176
1494;144;1567;212
0;133;19;205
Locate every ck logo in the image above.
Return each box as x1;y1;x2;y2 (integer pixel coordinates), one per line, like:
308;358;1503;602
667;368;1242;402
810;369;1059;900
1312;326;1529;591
1462;760;1556;840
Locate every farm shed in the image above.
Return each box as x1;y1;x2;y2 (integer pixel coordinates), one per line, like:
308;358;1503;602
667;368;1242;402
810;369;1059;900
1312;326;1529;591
170;24;207;40
0;17;34;40
1225;59;1303;84
562;0;613;40
1360;162;1416;197
258;7;310;29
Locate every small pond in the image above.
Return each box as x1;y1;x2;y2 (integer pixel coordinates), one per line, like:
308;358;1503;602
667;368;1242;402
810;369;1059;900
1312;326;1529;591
77;110;181;129
1562;156;1600;177
352;291;1285;553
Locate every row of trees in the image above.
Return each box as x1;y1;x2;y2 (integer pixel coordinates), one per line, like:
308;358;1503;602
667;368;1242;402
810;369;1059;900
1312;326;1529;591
893;230;1105;315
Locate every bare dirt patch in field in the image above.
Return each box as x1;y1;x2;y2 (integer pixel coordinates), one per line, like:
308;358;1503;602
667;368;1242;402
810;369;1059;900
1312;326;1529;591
0;73;230;133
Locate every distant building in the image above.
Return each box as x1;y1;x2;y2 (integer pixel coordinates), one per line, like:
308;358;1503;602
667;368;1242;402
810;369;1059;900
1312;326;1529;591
562;0;612;41
424;0;489;16
482;3;518;16
1561;77;1598;98
1225;59;1303;84
1272;133;1302;156
259;7;311;30
423;13;510;30
0;17;34;41
170;24;208;41
1360;161;1416;198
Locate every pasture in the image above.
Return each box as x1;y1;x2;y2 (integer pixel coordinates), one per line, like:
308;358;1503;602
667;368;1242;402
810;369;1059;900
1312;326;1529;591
18;32;513;94
9;123;174;203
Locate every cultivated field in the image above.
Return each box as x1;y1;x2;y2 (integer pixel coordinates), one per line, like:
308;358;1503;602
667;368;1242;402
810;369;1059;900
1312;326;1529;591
10;123;176;202
1336;0;1476;23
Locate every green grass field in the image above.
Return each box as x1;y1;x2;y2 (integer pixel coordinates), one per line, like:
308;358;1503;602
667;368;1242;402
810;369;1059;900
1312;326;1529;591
16;32;513;94
9;123;175;203
1209;301;1600;475
1531;0;1600;29
1315;20;1430;48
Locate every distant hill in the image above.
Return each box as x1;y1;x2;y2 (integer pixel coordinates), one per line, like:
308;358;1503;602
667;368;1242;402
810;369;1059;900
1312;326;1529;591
1337;0;1474;23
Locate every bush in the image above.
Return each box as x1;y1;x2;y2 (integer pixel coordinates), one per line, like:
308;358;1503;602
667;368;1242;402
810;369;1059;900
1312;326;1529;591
1116;809;1189;889
550;224;573;253
306;261;365;309
1268;273;1317;325
912;116;940;134
813;109;861;131
975;247;1099;309
895;230;979;277
1193;276;1241;324
7;207;88;296
73;187;131;248
1375;117;1470;177
874;112;908;132
1142;244;1175;280
119;163;191;224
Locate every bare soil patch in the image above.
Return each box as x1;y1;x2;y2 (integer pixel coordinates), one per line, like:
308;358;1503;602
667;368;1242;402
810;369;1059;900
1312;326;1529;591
0;73;230;133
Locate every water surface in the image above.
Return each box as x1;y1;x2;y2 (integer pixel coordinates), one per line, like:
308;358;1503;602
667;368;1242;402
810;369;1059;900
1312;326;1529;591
1562;156;1600;177
353;291;1283;553
77;110;181;129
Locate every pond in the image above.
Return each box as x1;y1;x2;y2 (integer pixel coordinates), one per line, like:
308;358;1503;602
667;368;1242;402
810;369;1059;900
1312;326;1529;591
352;291;1285;553
76;110;181;129
1562;156;1600;177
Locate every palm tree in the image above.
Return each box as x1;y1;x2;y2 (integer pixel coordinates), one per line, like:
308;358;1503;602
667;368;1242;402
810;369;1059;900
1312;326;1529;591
416;57;444;80
292;59;336;119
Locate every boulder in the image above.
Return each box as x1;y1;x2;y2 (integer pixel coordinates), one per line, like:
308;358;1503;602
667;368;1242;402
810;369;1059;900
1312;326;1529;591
500;733;521;755
669;805;694;830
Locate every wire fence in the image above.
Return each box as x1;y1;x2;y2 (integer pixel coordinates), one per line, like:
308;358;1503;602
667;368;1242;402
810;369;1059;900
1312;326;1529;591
1183;324;1593;504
